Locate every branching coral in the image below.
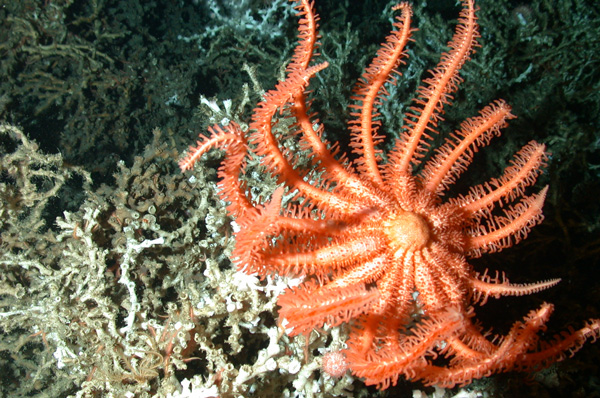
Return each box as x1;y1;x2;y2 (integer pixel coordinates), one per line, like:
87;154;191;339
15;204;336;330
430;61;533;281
0;124;355;397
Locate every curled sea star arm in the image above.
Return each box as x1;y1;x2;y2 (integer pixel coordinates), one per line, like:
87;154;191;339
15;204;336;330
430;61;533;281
349;304;564;388
516;318;600;369
346;307;469;389
249;63;369;215
288;2;381;201
178;123;253;217
416;305;600;388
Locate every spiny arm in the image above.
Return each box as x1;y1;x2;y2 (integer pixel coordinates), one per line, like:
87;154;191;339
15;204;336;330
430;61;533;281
178;123;253;217
289;0;385;205
348;3;413;187
465;186;548;256
390;0;479;173
421;100;514;195
457;142;548;215
470;270;560;305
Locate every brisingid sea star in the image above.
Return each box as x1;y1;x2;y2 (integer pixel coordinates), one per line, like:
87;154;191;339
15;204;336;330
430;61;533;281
180;0;600;389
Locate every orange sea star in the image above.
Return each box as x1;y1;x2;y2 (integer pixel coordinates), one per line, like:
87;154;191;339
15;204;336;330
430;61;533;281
180;0;600;389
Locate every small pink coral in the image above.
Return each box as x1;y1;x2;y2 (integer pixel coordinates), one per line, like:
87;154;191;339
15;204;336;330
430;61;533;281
321;351;348;378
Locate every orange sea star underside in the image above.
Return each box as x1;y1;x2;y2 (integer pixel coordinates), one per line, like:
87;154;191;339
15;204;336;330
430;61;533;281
180;0;600;389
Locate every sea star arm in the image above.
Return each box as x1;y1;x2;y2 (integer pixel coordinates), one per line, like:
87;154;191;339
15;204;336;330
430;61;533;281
233;187;384;277
287;0;368;194
251;0;387;213
516;318;600;369
350;250;420;354
391;0;479;173
414;246;470;307
178;123;253;217
248;63;372;215
286;0;394;207
277;274;380;336
264;232;386;278
444;321;496;360
346;307;468;390
420;100;514;195
457;141;548;215
278;280;381;337
466;186;547;256
232;187;288;275
349;303;599;389
348;3;413;187
288;0;319;72
470;270;561;304
411;303;555;387
418;305;600;388
232;187;348;276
